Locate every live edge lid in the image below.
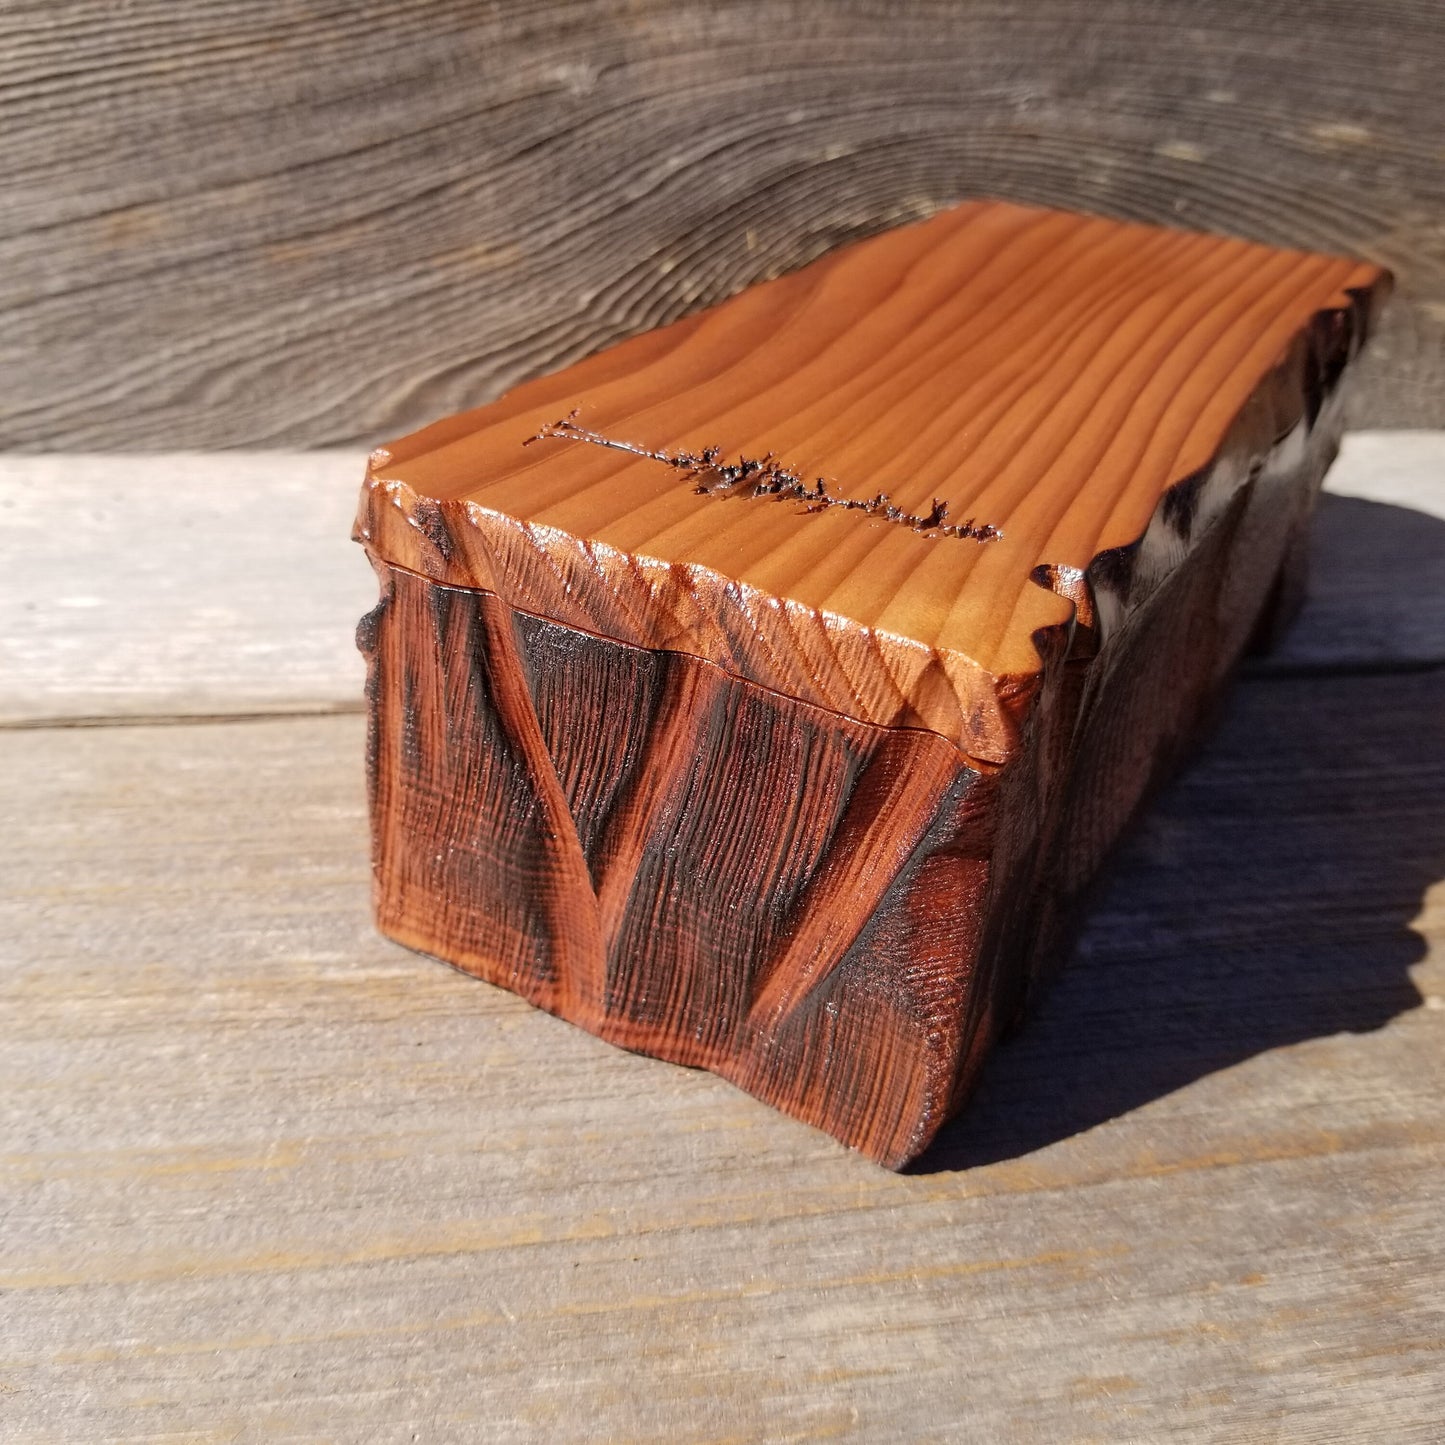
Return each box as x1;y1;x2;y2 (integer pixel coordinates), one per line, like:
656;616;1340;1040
355;199;1388;765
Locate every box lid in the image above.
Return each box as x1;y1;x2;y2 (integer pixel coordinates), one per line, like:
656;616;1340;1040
356;199;1386;764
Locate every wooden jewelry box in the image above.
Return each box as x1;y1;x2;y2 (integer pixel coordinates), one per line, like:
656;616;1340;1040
353;199;1388;1168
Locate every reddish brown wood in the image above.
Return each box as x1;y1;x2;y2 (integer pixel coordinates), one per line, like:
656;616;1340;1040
354;199;1389;1167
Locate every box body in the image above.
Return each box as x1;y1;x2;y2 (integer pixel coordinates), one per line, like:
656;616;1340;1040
355;199;1387;1165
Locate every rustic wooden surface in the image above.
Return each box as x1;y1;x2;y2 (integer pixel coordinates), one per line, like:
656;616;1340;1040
1;439;1442;1435
2;2;1442;453
0;453;371;725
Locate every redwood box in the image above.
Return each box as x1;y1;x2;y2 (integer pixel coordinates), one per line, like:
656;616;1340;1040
353;199;1388;1167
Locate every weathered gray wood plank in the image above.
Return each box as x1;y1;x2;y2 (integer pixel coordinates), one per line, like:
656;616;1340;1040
0;451;371;723
1;668;1441;1440
2;2;1442;450
1;434;1440;724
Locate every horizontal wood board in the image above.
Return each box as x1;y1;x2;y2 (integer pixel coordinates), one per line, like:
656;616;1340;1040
2;1;1443;452
1;433;1440;725
2;682;1443;1441
0;437;1442;1438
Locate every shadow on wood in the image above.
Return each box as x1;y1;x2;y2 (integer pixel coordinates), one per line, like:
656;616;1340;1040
913;493;1444;1172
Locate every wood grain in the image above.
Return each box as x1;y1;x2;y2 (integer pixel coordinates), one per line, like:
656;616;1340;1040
365;568;989;1165
2;1;1442;451
0;452;373;724
357;202;1388;1163
2;675;1441;1439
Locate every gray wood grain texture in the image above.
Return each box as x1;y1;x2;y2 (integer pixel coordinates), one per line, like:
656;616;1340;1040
1;688;1441;1441
2;433;1441;725
0;451;372;724
3;1;1443;451
1;439;1443;1440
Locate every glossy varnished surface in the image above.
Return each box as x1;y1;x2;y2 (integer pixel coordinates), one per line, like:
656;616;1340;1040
363;566;988;1166
361;200;1386;755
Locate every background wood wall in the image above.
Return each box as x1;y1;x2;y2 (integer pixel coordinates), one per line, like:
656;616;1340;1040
4;0;1442;452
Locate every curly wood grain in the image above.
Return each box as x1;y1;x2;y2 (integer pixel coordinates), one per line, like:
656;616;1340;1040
3;1;1440;449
